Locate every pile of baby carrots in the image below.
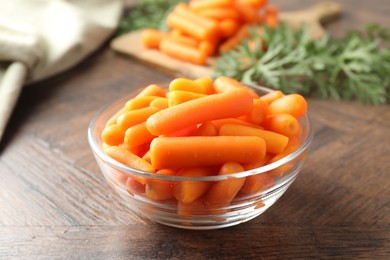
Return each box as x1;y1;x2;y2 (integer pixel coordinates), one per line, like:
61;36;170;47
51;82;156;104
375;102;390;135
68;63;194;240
141;0;278;65
101;76;307;216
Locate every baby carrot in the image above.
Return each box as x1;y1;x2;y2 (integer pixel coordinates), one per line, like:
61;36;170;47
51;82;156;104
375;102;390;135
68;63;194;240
218;25;249;53
125;96;159;111
126;176;146;195
150;97;169;110
199;39;218;56
145;169;176;201
178;198;206;217
268;144;300;176
194;121;218;136
142;149;151;163
126;143;150;158
214;76;259;98
264;113;301;137
238;98;269;125
117;106;160;130
219;124;288;154
167;32;200;48
106;146;155;173
168;90;206;107
237;0;268;8
169;78;208;94
196;7;241;21
159;38;208;65
259;90;283;104
268;94;308;118
204;162;246;207
243;153;272;170
235;2;261;24
162;124;198;137
141;29;167;49
150;136;266;169
174;167;215;203
174;3;219;34
146;88;253;136
166;12;215;41
189;0;234;11
240;172;275;195
194;77;215;94
218;19;240;39
136;84;166;98
212;118;261;130
124;122;156;148
102;124;126;146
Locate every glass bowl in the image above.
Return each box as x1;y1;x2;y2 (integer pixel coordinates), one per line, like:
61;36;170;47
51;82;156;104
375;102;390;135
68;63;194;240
88;84;314;230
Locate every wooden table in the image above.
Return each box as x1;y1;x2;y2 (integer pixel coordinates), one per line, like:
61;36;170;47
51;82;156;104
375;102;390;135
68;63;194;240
1;0;389;258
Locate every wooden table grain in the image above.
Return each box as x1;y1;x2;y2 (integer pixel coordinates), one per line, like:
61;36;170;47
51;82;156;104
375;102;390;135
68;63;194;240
1;0;389;259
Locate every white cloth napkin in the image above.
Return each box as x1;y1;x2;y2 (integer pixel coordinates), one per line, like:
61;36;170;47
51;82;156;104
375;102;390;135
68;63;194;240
0;0;123;142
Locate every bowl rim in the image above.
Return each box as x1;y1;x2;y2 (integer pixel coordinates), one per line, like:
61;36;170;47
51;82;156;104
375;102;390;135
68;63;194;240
88;84;314;182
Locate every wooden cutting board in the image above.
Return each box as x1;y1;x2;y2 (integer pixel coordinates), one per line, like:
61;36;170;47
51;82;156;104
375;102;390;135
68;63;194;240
111;2;341;79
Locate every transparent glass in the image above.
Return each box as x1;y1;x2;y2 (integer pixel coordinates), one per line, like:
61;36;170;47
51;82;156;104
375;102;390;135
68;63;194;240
88;85;314;230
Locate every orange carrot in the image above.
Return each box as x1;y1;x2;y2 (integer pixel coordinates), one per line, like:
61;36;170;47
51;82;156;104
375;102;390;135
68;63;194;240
219;124;289;154
159;38;208;65
204;162;246;207
145;169;176;201
237;0;268;8
264;113;301;137
146;88;253;136
173;167;215;203
189;0;234;11
199;39;218;56
162;124;198;137
259;90;283;104
117;106;160;130
238;98;268;125
150;136;266;169
218;19;240;38
178;198;206;217
141;29;167;49
196;7;241;21
125;96;159;111
106;146;155;173
214;75;259;98
218;24;249;53
126;142;150;158
126;176;146;195
243;153;272;170
240;172;275;195
150;97;169;110
194;77;215;94
168;90;206;106
169;78;208;94
101;124;126;146
174;3;219;33
136;84;166;98
167;12;216;41
212;117;261;130
268;144;300;176
268;94;308;118
167;31;200;48
235;2;261;24
142;149;151;163
194;121;218;136
124;122;156;148
265;15;278;28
